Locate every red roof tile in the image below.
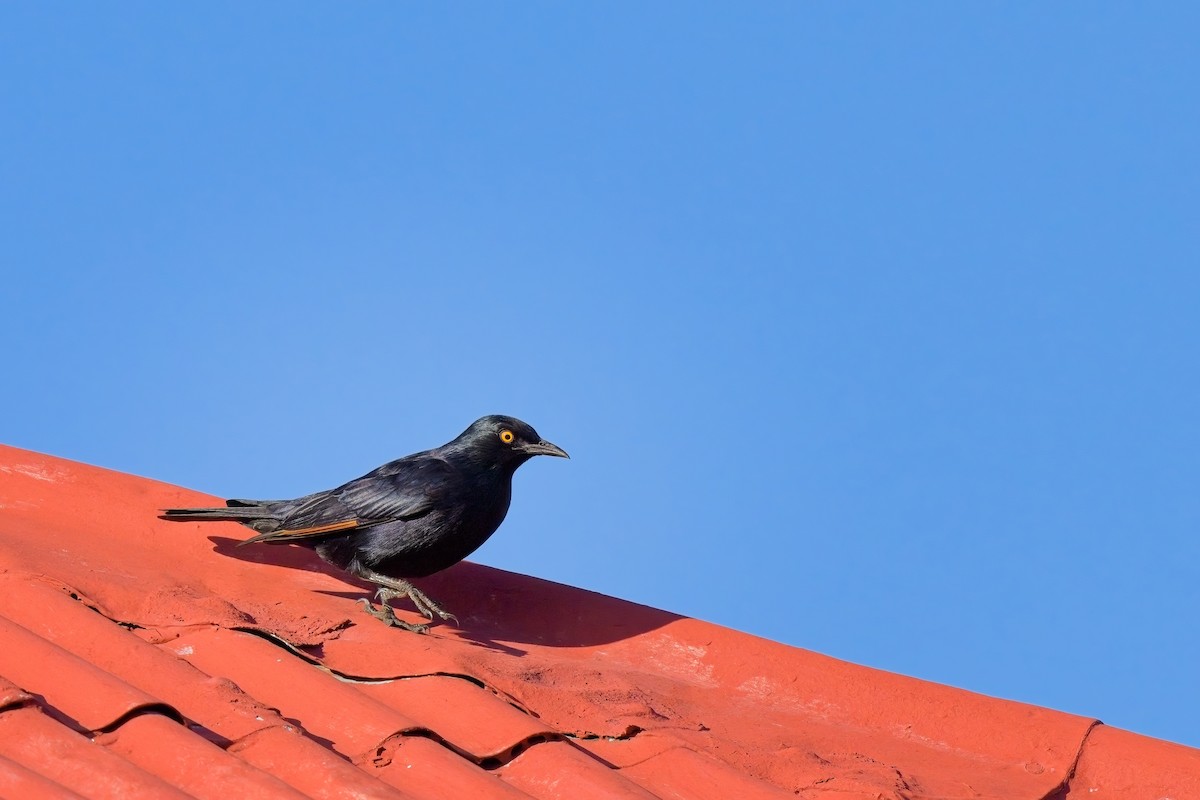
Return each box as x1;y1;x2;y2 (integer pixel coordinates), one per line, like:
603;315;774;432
0;705;190;799
94;713;309;800
496;741;662;800
0;443;1196;800
1069;725;1200;798
0;749;90;800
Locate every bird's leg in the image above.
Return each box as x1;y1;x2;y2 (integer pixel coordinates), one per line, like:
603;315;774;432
352;567;458;629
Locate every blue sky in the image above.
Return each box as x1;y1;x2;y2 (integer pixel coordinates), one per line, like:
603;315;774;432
3;4;1197;747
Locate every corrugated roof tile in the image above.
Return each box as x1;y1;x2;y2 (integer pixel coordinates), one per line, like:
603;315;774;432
618;744;797;800
0;615;173;733
355;675;557;763
0;575;294;745
495;740;662;800
1069;724;1200;799
95;713;308;800
572;730;683;770
367;736;537;800
0;442;1196;800
0;705;190;800
160;626;428;757
0;752;90;800
226;725;420;800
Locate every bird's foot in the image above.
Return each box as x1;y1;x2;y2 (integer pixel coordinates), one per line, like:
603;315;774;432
375;584;458;626
356;598;429;634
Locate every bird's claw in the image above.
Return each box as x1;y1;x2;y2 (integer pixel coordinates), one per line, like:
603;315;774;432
356;598;430;634
407;588;458;624
373;584;457;625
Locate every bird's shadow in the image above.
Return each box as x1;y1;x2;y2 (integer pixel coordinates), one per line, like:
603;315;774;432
208;536;680;651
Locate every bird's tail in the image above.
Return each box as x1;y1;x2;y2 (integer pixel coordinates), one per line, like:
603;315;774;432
159;500;281;533
159;507;268;521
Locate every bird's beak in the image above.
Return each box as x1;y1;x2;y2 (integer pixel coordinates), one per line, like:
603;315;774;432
519;439;570;459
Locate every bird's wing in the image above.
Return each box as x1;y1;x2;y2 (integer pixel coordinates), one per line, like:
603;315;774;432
239;457;456;546
331;456;457;523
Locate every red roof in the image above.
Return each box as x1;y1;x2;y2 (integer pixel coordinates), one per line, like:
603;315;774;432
0;443;1196;799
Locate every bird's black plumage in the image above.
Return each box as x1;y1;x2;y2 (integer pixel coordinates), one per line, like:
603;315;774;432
161;415;568;631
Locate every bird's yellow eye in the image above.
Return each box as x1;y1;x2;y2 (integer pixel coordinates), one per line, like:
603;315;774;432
499;429;515;444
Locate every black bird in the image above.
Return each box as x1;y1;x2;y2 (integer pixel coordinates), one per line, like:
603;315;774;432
161;415;568;632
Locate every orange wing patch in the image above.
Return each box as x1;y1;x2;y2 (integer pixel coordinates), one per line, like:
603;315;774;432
237;518;362;547
277;519;360;537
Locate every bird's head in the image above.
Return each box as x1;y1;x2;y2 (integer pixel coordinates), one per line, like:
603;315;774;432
449;415;570;469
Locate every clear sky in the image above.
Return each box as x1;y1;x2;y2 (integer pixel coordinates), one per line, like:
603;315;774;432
3;4;1197;747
